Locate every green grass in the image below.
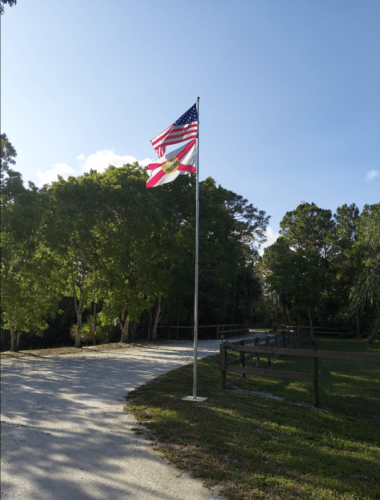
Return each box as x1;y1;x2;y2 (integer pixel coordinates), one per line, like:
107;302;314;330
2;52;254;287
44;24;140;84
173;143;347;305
238;338;380;418
125;339;380;500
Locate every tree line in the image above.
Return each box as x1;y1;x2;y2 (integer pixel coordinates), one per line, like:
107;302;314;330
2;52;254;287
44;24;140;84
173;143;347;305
1;134;378;352
259;201;380;342
1;134;269;351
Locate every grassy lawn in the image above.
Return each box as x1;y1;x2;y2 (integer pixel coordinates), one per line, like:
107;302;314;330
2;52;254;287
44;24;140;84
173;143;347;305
238;338;380;419
125;339;380;500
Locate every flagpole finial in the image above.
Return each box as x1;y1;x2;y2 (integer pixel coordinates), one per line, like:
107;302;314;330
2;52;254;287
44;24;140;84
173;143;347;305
197;96;200;100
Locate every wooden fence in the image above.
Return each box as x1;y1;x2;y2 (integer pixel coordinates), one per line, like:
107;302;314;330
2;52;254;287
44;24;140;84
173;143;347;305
248;324;353;338
273;324;353;338
133;323;352;341
247;323;274;330
156;324;249;340
219;338;380;407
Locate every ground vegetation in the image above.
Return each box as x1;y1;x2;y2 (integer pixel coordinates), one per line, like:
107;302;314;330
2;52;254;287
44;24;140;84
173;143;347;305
125;338;380;500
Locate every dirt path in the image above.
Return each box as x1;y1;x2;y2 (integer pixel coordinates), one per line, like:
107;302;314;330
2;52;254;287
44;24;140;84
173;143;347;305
1;338;266;500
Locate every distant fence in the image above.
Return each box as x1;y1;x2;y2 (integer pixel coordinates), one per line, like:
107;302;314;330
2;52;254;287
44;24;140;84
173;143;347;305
295;326;352;338
219;337;380;407
257;324;354;338
129;322;353;342
247;323;274;330
155;324;249;341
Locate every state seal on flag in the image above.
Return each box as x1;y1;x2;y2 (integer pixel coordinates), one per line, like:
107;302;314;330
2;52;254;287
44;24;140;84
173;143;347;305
162;157;179;174
146;140;196;188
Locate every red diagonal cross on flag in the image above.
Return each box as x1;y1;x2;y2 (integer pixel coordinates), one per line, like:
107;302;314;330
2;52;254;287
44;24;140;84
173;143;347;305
146;140;196;188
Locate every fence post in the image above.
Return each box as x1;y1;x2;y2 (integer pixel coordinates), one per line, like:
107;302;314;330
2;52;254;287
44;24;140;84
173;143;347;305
282;333;286;348
275;335;279;360
255;338;261;368
313;355;319;407
266;336;271;366
220;344;227;389
240;341;246;378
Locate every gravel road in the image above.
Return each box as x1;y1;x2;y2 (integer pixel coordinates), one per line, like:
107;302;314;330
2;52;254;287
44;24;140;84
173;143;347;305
1;335;268;500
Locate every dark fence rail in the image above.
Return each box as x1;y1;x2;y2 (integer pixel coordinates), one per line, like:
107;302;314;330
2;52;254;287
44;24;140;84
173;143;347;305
264;324;354;338
155;324;249;341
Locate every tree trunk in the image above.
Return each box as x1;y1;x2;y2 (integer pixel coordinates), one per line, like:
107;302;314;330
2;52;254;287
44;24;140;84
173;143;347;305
317;294;322;326
232;280;235;324
367;324;379;344
93;302;97;345
120;318;129;343
148;308;153;340
75;311;82;348
308;306;314;344
152;297;162;341
10;326;18;352
119;303;129;343
355;308;360;339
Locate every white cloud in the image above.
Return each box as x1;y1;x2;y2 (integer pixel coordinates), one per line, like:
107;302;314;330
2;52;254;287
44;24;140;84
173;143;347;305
82;150;153;174
138;157;154;167
259;226;280;255
37;151;154;186
37;163;76;186
366;169;379;181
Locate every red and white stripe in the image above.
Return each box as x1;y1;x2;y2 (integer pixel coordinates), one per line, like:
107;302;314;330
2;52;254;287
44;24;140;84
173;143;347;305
146;140;196;188
150;122;198;158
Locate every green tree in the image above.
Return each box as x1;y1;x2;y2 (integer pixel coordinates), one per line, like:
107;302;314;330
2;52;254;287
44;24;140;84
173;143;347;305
1;187;63;351
0;134;24;196
150;176;269;328
0;0;17;16
45;171;115;348
350;203;380;343
97;163;167;342
262;237;330;339
280;202;336;260
332;203;362;335
0;133;17;172
278;202;336;324
70;314;108;346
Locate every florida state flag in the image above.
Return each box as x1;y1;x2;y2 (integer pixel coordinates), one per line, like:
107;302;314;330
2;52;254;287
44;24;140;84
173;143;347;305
146;140;196;188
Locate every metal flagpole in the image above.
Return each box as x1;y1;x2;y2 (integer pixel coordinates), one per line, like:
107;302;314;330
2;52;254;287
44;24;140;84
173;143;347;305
182;97;207;403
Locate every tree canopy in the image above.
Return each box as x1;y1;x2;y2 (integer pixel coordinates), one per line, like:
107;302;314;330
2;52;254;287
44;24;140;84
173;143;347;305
1;138;378;351
1;152;270;351
261;201;380;341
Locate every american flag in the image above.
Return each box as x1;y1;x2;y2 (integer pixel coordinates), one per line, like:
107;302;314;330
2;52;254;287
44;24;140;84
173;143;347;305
150;104;198;158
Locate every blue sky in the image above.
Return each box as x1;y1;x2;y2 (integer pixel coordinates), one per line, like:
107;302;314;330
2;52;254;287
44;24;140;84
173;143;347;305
2;0;379;248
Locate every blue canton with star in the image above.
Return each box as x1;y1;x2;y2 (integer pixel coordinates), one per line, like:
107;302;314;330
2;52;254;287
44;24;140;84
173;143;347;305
174;104;198;126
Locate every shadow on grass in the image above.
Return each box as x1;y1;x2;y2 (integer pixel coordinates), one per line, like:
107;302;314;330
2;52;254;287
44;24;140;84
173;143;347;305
126;355;380;500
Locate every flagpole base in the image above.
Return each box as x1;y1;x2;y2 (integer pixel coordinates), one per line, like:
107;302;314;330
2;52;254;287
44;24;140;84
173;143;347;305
181;396;208;402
